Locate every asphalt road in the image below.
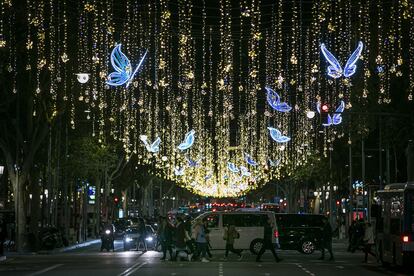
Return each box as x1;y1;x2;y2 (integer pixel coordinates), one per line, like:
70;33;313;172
0;241;411;276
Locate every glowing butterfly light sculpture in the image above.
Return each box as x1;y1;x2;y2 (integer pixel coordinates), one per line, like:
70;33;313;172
106;44;148;87
228;162;240;173
239;166;251;177
268;159;280;167
174;166;185;176
186;156;202;167
321;41;363;78
139;135;161;153
268;127;291;143
316;100;345;127
265;87;292;112
244;152;258;166
177;129;196;151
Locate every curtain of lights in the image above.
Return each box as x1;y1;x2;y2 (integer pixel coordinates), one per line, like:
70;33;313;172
1;0;413;197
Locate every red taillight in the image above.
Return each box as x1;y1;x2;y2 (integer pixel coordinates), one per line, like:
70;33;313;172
274;230;279;238
403;235;409;243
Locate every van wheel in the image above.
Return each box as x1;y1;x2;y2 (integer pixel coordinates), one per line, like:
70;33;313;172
301;241;315;254
250;239;264;255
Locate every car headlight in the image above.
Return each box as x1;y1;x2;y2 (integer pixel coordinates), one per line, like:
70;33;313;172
145;237;153;242
105;230;111;235
125;237;133;242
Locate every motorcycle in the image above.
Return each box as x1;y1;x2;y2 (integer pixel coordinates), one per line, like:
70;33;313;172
100;225;115;252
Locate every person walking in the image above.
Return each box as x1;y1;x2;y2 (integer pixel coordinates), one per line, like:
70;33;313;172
193;218;209;262
137;218;148;252
0;221;6;257
174;217;192;261
256;217;282;262
347;221;356;252
158;217;174;261
223;224;242;260
319;217;334;261
362;222;376;263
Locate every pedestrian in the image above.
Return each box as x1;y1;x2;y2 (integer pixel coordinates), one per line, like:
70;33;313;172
223;224;242;260
174;217;192;261
193;218;210;262
158;216;174;261
362;222;376;263
137;218;148;252
347;221;356;252
256;217;282;262
318;217;334;261
0;221;6;256
203;219;213;259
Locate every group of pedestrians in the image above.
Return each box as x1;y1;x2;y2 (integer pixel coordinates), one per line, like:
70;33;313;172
348;219;376;263
157;216;213;262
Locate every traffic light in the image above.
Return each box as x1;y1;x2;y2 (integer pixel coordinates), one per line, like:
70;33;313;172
321;104;329;113
114;197;119;203
336;200;340;206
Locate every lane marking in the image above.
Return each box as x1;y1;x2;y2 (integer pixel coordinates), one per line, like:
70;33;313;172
123;262;146;276
117;262;144;276
27;264;63;276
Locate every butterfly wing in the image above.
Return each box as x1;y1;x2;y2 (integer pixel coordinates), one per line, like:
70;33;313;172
322;114;333;127
149;137;161;152
178;129;195;151
276;102;292;113
276;135;291;143
240;166;251;177
268;127;283;142
343;41;363;78
106;44;132;86
332;101;345;125
316;102;321;114
265;87;281;109
106;72;130;87
126;49;148;88
321;43;343;78
228;162;240;173
244;152;258;166
332;114;343;125
139;135;150;149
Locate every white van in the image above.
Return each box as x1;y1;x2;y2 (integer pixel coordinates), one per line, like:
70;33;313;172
192;211;279;254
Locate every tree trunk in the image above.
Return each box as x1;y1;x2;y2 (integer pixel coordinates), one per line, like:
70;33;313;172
407;142;414;182
95;177;101;238
10;172;28;252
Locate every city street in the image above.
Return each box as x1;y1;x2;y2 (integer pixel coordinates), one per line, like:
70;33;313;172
0;241;409;276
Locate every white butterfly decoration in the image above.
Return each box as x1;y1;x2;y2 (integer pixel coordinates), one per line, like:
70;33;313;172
239;166;251;177
267;127;291;143
227;162;240;173
268;159;281;167
139;135;161;153
174;166;185;176
177;129;196;151
321;41;363;79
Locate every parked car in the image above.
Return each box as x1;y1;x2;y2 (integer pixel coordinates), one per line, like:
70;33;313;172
192;211;279;254
274;213;325;254
123;224;157;251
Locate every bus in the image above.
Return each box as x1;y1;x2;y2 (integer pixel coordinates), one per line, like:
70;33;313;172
375;183;414;266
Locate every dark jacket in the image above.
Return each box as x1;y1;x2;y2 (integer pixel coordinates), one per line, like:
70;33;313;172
263;223;273;243
175;222;187;248
321;222;333;244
